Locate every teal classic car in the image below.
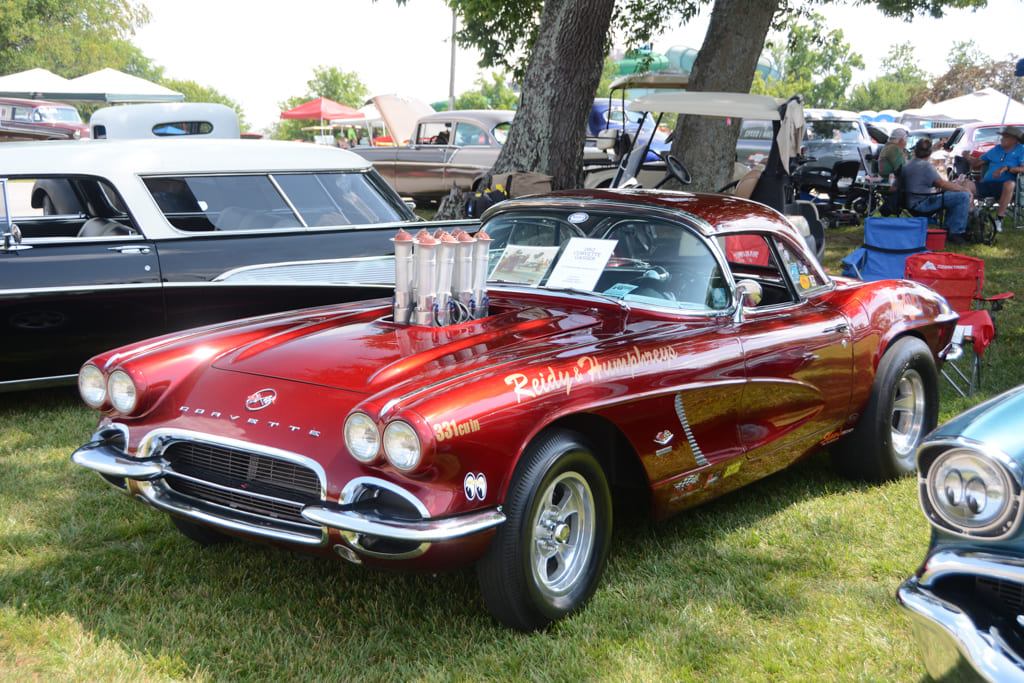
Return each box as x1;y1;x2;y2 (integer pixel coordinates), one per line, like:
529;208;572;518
899;385;1024;681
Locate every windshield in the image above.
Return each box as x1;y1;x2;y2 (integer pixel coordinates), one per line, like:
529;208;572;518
33;105;83;124
486;210;731;312
806;120;862;143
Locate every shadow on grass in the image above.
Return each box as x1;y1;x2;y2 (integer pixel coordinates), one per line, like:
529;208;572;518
2;409;904;681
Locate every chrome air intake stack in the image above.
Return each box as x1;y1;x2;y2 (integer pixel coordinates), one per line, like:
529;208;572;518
394;228;490;326
392;229;413;324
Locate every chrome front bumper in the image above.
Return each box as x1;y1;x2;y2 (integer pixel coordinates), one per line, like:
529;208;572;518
897;549;1024;683
72;435;505;549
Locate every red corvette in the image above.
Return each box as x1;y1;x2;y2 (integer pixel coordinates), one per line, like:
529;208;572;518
72;189;959;630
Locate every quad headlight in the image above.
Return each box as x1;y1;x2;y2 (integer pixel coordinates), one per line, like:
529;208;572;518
78;364;107;408
383;420;421;472
924;447;1023;539
107;370;138;414
344;412;380;463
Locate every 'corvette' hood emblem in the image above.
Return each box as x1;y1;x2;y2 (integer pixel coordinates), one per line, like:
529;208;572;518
245;389;277;411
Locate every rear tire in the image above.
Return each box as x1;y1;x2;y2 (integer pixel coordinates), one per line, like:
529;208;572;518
832;337;938;481
477;429;612;631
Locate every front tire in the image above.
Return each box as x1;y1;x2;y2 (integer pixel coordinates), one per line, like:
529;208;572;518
832;337;938;481
477;430;612;631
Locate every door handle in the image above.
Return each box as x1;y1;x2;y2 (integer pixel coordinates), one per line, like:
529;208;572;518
823;324;849;335
108;245;152;254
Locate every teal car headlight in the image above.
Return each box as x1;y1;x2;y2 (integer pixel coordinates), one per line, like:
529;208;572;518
923;447;1023;539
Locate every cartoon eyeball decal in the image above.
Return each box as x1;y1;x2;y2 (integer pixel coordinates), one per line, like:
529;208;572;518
464;473;487;501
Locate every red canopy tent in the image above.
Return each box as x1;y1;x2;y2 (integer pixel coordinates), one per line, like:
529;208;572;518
280;97;363;121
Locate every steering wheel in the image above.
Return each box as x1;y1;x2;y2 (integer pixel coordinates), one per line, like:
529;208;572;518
628;265;675;300
654;154;692;188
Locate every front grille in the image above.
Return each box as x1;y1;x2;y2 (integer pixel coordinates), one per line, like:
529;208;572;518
977;576;1024;615
159;440;322;532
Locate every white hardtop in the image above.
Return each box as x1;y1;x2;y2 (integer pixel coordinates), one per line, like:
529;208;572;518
0;138;372;177
627;91;793;120
804;108;862;121
89;102;240;139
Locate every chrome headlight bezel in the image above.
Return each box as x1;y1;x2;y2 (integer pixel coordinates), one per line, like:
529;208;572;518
921;445;1024;540
344;412;381;463
107;369;138;414
78;364;107;408
383;420;422;472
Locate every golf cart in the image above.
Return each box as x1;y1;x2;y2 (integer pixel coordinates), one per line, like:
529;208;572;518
583;86;825;261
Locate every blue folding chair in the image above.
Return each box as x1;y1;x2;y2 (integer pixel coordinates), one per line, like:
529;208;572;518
841;216;929;281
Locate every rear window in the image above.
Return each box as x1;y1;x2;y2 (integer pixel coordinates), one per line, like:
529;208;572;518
143;171;408;232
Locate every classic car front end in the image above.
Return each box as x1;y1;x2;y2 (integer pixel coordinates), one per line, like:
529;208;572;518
899;385;1024;682
74;189;958;630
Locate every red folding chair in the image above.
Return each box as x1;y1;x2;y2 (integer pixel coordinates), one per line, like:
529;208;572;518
905;252;1014;397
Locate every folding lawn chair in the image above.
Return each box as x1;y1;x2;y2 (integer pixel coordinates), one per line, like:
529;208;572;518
842;215;929;281
904;252;1014;397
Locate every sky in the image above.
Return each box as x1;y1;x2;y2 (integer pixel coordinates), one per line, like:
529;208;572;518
132;0;1022;132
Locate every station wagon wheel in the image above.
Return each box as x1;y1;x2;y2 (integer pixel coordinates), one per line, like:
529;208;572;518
477;429;612;631
831;336;938;481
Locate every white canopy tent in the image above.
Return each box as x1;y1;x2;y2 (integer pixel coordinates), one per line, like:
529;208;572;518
0;67;183;103
902;88;1024;127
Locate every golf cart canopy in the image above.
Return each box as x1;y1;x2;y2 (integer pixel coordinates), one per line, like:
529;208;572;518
627;91;793;120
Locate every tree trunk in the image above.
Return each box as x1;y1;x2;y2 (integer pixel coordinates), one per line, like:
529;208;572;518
490;0;615;190
669;0;780;193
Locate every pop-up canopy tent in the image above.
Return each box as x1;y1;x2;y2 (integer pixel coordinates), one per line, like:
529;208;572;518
0;67;183;103
281;97;363;121
903;87;1024;127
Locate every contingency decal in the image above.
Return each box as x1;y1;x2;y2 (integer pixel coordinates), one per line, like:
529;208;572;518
433;418;481;442
674;393;709;467
504;345;678;404
464;473;487;501
673;473;701;497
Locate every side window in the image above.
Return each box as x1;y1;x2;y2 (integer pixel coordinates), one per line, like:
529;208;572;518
143;175;300;232
274;172;407;226
454;123;488;146
772;237;828;294
720;233;828;306
416;122;451;145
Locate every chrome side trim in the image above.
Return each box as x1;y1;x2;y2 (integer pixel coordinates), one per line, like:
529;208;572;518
213;255;398;285
0;373;77;393
0;282;163;296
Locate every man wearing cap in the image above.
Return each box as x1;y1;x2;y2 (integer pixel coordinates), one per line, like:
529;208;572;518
879;127;909;178
965;125;1024;231
903;137;972;244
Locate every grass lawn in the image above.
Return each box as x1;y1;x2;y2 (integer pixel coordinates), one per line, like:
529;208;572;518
2;219;1022;681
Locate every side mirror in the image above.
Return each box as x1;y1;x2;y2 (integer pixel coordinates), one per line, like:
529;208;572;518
733;279;763;322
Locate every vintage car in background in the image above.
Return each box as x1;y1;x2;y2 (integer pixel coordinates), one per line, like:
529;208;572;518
72;188;958;631
898;385;1024;681
0;138;458;392
351;109;514;205
0;96;89;141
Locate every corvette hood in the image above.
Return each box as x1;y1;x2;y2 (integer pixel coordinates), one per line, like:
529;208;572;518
212;303;610;394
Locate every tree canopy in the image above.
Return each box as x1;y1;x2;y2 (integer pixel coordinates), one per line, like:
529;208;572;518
0;0;150;76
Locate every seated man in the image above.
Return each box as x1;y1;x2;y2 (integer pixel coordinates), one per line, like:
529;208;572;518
965;125;1024;232
878;127;909;178
903;138;972;244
